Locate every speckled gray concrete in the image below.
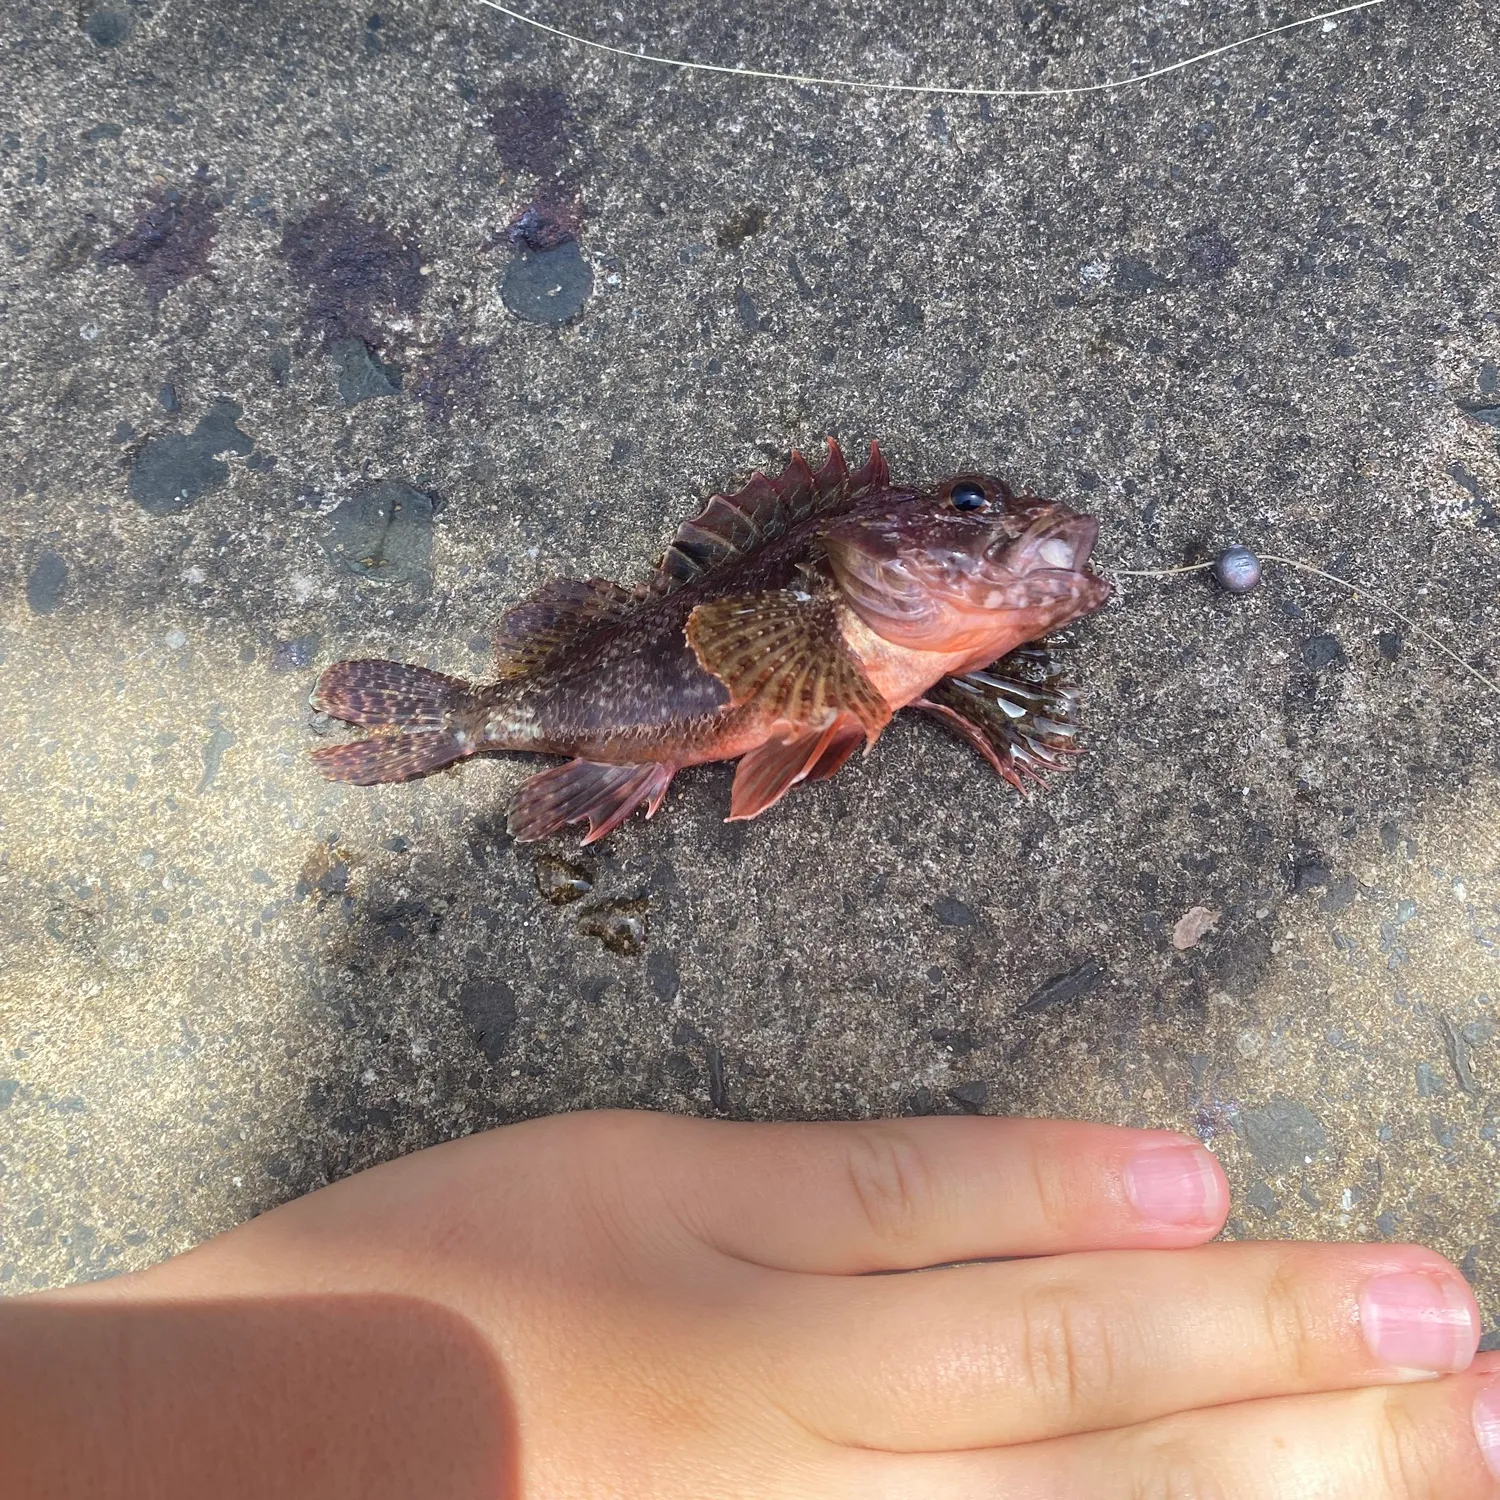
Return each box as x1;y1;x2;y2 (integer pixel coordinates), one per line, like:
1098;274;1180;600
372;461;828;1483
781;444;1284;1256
1;0;1498;1317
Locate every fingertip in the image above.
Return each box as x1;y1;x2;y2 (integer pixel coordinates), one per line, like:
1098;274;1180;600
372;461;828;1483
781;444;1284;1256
1123;1136;1229;1236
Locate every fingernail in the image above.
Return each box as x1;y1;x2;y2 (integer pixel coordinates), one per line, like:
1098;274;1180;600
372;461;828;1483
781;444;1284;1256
1474;1379;1500;1480
1359;1271;1478;1374
1124;1142;1222;1226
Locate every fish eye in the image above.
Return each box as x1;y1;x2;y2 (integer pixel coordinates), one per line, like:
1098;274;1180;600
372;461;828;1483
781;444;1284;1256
948;481;989;512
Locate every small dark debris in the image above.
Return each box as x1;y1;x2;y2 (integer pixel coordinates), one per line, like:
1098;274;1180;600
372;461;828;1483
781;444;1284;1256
26;552;68;615
501;242;592;324
267;346;292;385
158;382;179;412
534;854;593;905
716;205;768;251
84;122;123;144
129;399;254;515
506;199;580;252
949;1079;989;1112
1245;1180;1280;1216
329;338;402;405
321;479;435;591
932;896;976;927
457;978;518;1064
1442;1014;1481;1096
1377;630;1402;661
576;896;648;956
99;186;219;302
1300;633;1346;670
1293;860;1331;893
1020;957;1105;1014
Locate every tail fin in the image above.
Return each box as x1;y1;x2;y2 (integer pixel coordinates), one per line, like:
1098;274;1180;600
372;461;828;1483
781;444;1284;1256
311;659;479;786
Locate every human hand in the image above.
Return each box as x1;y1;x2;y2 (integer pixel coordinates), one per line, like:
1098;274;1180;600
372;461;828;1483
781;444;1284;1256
10;1111;1500;1499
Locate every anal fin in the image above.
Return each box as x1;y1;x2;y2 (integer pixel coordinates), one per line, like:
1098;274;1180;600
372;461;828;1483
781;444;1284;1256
728;717;862;821
914;644;1083;795
508;759;674;844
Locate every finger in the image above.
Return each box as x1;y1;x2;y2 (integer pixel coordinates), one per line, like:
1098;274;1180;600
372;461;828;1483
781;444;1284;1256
648;1115;1227;1272
776;1240;1480;1449
850;1371;1500;1500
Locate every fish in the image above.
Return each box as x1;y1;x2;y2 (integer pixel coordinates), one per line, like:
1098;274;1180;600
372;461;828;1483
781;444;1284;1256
310;440;1110;843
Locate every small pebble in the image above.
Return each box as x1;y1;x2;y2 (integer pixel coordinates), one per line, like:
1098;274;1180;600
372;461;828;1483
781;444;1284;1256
1213;544;1262;593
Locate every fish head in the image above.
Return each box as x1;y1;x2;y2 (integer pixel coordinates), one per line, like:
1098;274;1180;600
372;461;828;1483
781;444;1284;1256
823;474;1110;658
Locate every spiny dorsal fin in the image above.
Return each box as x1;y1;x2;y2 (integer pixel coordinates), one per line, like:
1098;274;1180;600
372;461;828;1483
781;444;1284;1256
685;586;890;738
651;438;889;595
494;576;643;679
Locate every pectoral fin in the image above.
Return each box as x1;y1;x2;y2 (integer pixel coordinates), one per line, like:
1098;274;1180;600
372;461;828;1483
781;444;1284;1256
914;644;1083;795
686;588;890;738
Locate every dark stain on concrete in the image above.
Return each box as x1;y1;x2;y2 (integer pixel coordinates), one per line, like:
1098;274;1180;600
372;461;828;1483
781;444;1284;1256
457;978;518;1064
279;200;423;350
82;7;132;47
486;86;572;179
1238;1096;1329;1174
410;332;490;422
25;552;68;615
128;399;254;515
576;896;649;956
99;185;219;301
1019;958;1106;1014
717;205;768;251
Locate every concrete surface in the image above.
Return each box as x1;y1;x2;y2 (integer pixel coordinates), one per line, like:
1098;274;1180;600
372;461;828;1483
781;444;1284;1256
2;0;1499;1323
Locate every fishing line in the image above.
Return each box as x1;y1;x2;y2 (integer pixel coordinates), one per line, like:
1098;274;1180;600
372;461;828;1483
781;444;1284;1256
1113;555;1500;702
473;0;1386;99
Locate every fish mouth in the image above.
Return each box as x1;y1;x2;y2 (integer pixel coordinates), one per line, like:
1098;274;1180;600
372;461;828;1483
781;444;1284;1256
998;514;1101;576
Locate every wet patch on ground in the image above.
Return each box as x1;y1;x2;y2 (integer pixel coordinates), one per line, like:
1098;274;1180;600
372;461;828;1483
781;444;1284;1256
501;242;592;324
320;479;436;592
127;399;254;515
329;339;403;405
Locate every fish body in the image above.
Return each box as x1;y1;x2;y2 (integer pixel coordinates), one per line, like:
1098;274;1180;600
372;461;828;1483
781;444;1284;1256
312;441;1110;842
